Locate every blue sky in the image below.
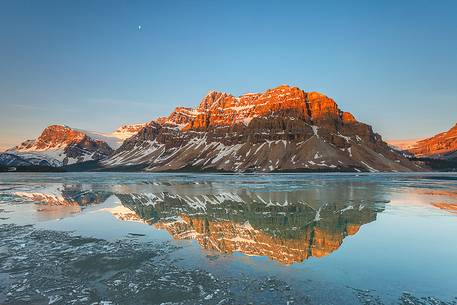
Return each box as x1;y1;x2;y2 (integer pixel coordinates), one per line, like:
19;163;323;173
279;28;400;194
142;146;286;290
1;0;456;150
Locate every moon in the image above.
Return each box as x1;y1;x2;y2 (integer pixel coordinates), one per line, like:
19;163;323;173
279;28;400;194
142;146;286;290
138;25;142;30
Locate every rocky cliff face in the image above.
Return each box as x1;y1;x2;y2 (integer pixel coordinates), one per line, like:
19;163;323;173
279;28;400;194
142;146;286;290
104;85;418;172
0;153;48;167
4;125;114;167
407;123;457;159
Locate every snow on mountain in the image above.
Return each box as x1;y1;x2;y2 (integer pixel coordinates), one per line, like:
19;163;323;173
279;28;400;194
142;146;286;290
405;123;457;159
3;125;114;167
110;124;147;140
1;123;149;168
386;138;424;151
73;124;146;150
0;153;38;167
73;129;124;150
103;85;421;172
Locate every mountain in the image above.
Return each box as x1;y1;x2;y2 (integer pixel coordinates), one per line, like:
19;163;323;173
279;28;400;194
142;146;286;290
0;153;47;167
1;125;114;167
391;123;457;171
0;123;149;169
110;123;148;140
73;123;146;150
386;138;424;151
103;85;419;172
406;123;457;159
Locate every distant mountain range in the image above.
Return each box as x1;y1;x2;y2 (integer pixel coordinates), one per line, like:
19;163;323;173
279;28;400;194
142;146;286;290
1;85;454;172
406;123;457;159
386;138;424;151
387;123;457;171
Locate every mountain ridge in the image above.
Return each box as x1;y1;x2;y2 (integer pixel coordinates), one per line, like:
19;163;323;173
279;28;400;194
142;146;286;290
5;125;114;167
0;124;144;168
103;85;419;172
1;85;428;172
407;123;457;159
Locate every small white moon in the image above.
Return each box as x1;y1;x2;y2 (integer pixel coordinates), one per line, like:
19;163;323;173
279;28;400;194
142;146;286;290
138;25;142;30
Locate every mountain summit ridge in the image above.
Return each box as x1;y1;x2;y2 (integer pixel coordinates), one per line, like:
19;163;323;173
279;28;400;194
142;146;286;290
0;123;145;168
405;123;457;159
1;85;424;172
6;125;114;167
103;85;418;172
155;86;357;131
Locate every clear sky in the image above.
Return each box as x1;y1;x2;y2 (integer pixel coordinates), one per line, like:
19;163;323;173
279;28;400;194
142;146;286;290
1;0;456;150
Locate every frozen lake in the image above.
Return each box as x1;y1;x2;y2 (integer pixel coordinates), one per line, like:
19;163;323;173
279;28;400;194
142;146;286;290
0;172;456;304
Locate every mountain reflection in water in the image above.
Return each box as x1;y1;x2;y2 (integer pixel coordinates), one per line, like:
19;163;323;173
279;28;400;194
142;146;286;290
14;183;111;206
115;182;385;264
10;180;388;264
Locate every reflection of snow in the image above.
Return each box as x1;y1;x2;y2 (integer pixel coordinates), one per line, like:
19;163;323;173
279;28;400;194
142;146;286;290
15;184;68;205
101;205;144;223
338;205;354;214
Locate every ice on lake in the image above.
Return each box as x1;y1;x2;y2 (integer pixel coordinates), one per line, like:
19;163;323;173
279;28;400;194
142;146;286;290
0;172;456;304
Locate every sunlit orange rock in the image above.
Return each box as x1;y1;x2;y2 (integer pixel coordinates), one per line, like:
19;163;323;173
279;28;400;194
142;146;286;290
408;123;457;158
342;112;357;124
8;125;114;166
14;125;86;150
105;85;419;172
160;86;355;131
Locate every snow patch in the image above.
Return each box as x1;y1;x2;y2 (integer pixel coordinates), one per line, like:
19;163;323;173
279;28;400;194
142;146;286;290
311;126;319;138
360;161;379;172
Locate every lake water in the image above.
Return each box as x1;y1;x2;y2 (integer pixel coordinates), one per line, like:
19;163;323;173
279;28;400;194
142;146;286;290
0;172;456;305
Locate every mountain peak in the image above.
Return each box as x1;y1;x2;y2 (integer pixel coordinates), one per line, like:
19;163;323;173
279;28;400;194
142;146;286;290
2;85;424;172
198;90;233;110
407;122;457;158
18;125;86;151
5;125;114;167
112;123;147;137
155;85;360;131
103;85;418;172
